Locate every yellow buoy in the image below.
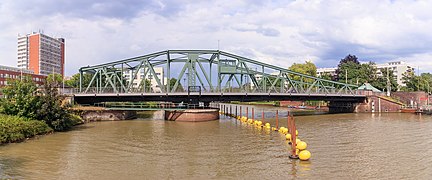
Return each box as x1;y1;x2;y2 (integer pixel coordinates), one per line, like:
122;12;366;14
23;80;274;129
285;134;292;141
265;123;270;127
271;127;277;131
257;121;263;126
296;149;299;155
296;130;298;136
295;138;301;144
282;128;288;134
299;150;311;161
296;141;307;150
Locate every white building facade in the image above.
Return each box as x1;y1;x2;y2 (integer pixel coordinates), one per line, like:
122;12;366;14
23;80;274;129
123;67;166;92
375;61;413;87
316;67;337;78
316;61;412;87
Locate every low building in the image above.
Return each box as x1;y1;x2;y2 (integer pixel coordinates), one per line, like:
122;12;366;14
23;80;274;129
0;65;46;95
123;66;166;92
316;67;337;78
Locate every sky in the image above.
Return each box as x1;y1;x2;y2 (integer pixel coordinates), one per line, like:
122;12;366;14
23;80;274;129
1;0;432;76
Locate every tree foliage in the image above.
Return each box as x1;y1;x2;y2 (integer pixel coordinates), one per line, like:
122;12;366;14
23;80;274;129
0;114;52;144
401;71;432;92
65;73;93;88
47;73;63;85
370;68;398;92
335;55;362;84
288;61;317;81
169;78;184;92
1;77;77;131
0;77;40;119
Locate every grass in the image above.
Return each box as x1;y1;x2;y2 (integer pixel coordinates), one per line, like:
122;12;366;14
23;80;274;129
0;114;53;144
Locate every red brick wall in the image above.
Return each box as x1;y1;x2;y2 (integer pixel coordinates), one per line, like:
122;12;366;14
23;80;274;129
355;95;403;112
392;91;430;107
0;70;46;93
279;101;304;107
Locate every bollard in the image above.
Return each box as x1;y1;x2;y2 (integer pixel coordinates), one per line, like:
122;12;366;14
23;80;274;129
275;110;278;127
252;108;255;120
287;111;290;133
289;114;299;159
246;107;249;119
275;110;279;129
226;106;228;115
235;105;238;117
240;106;242;117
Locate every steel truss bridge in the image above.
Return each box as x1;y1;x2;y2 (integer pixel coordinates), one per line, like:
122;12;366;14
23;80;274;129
74;50;365;105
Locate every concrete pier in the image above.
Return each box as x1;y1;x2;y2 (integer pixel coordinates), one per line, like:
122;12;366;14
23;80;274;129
165;109;219;122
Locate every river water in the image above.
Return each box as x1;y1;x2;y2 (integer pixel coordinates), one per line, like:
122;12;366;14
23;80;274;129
1;105;432;179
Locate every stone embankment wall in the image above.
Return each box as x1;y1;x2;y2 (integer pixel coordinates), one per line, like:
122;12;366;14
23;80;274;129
72;108;137;121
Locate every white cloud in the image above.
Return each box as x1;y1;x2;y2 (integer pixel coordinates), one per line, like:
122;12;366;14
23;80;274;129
1;0;432;76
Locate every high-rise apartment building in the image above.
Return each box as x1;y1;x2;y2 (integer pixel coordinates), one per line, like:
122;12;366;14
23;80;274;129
17;32;65;76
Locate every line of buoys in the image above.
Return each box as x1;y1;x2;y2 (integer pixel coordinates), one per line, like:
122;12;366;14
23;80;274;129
220;105;311;161
289;131;311;161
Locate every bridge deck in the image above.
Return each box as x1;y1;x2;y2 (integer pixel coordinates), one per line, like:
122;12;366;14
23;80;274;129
74;92;366;104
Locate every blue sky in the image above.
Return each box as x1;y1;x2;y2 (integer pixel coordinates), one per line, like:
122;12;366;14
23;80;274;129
1;0;432;76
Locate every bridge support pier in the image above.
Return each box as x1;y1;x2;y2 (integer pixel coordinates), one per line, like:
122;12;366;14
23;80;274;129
328;101;358;113
164;109;219;122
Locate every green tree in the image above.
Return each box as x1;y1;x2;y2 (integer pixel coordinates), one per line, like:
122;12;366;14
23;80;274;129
0;76;41;119
288;61;317;81
35;80;74;131
419;73;432;93
370;68;398;92
335;55;362;84
65;73;93;88
47;73;63;85
320;72;334;81
335;55;380;86
401;70;419;91
168;78;184;92
1;77;76;131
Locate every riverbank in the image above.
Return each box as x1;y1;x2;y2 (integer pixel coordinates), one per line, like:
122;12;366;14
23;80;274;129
0;114;53;144
0;113;84;145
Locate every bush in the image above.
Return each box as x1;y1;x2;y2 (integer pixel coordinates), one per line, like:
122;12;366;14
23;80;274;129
0;114;52;144
68;113;85;125
1;76;76;131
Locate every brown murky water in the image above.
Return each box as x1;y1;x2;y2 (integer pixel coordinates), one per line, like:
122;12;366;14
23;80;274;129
1;105;432;179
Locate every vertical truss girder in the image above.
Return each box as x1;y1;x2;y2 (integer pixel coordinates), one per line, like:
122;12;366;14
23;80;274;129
79;50;358;95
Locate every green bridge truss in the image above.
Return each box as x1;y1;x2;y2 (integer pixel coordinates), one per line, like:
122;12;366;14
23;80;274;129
78;50;358;95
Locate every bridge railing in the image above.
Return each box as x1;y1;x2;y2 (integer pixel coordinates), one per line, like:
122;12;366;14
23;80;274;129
74;86;362;95
93;102;210;110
